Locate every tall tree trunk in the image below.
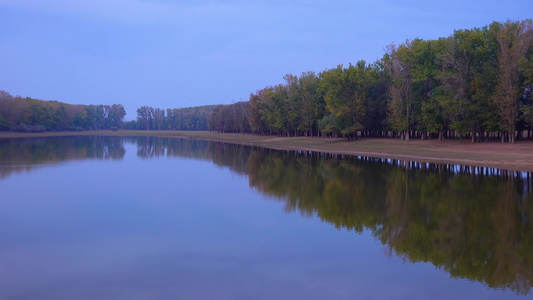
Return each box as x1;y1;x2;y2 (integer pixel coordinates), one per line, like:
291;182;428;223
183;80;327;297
405;111;410;141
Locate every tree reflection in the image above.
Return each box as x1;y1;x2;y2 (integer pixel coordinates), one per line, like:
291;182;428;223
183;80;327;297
1;136;531;293
135;137;532;294
0;136;125;179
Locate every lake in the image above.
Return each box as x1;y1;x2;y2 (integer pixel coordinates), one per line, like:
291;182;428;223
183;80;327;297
0;136;531;299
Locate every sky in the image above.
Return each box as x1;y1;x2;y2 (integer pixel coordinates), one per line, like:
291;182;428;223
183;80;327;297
1;0;531;120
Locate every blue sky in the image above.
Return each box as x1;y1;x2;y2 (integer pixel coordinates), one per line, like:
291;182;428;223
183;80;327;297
1;0;531;120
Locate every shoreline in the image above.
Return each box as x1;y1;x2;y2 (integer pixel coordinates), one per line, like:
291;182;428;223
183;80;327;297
2;130;533;172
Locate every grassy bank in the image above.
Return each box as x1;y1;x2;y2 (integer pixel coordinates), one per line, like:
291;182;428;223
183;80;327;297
2;130;533;171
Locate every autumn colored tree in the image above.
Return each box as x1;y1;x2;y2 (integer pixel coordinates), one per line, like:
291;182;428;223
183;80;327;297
0;90;125;132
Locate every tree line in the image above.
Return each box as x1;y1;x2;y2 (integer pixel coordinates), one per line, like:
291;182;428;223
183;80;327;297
0;88;216;132
124;105;218;131
209;19;533;143
0;90;126;132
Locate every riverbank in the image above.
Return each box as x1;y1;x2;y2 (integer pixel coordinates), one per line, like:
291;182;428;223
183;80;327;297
2;130;533;171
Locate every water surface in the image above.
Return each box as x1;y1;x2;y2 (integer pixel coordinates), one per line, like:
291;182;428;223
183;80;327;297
0;136;531;299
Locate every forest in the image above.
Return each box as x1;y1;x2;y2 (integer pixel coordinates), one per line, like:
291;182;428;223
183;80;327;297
1;19;532;143
124;105;218;131
0;90;126;132
209;19;533;143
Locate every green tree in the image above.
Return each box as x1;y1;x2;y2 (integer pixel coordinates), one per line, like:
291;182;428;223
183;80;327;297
0;112;9;130
409;39;442;140
105;104;126;130
136;106;153;130
439;26;500;142
384;41;414;140
321;61;373;140
268;84;289;135
297;71;325;137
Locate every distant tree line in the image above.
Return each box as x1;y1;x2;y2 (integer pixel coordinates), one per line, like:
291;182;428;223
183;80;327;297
124;105;218;131
208;19;533;143
0;90;126;132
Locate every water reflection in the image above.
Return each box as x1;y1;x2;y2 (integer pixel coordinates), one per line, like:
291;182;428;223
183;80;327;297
135;137;533;294
0;136;125;180
1;136;532;294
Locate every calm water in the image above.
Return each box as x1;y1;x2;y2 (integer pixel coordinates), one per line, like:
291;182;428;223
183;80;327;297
0;136;531;299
